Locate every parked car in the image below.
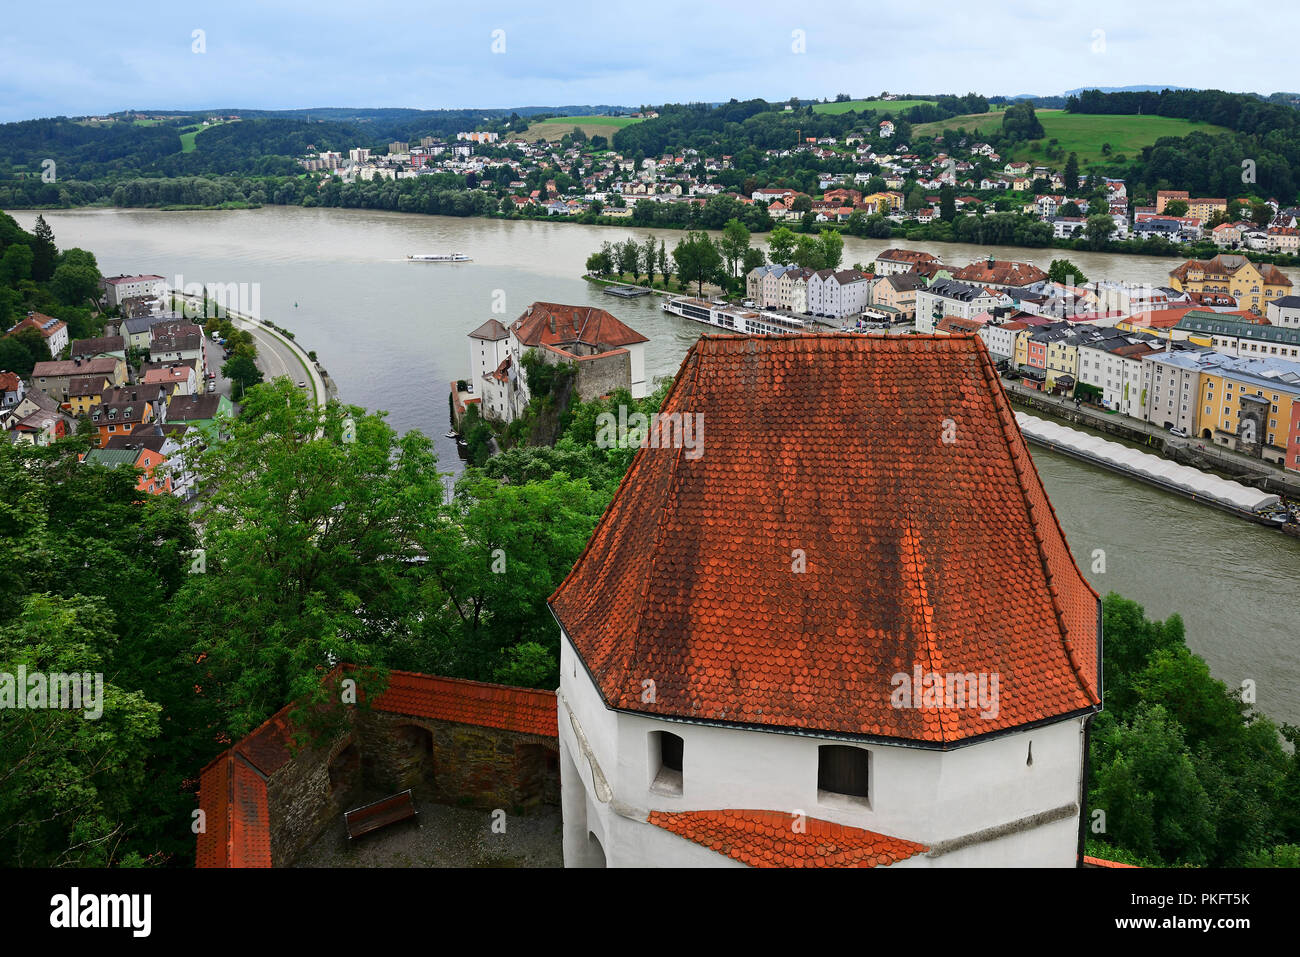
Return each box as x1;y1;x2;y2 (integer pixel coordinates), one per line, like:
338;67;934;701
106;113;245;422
297;381;307;389
1168;426;1189;438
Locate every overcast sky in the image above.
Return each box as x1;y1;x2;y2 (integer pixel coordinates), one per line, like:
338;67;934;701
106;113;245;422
2;0;1293;122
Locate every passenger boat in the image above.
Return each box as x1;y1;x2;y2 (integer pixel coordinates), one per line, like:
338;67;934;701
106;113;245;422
408;253;472;262
661;296;811;336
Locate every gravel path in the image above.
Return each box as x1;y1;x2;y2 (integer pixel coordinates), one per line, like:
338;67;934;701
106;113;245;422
292;800;563;868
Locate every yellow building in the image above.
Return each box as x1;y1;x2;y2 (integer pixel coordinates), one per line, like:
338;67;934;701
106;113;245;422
1169;254;1292;314
1194;359;1300;456
861;191;903;214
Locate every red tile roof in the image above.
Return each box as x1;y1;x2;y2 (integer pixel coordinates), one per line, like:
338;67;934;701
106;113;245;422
371;670;557;738
512;302;648;349
647;809;927;867
550;334;1100;745
195;753;273;868
1083;855;1138;868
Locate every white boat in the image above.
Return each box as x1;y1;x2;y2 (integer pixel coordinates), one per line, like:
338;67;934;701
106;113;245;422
662;296;810;336
408;253;472;262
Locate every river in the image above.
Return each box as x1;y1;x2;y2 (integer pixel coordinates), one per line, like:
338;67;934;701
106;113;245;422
9;205;1300;724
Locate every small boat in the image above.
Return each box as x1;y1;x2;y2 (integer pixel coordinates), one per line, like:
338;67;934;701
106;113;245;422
408;253;472;263
445;431;458;439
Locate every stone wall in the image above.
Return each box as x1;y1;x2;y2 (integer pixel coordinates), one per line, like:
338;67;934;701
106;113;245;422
359;710;560;811
251;709;559;865
264;730;356;866
575;350;631;402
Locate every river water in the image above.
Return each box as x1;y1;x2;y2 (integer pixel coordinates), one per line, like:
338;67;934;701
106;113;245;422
10;206;1299;724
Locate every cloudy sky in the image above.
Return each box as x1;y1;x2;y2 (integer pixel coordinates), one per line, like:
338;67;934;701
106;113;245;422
2;0;1293;122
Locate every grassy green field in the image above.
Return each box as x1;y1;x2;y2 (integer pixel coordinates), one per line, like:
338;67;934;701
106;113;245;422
812;98;936;115
179;119;231;152
912;109;1230;167
513;115;643;142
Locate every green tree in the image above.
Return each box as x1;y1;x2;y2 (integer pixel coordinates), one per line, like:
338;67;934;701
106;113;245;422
1047;258;1089;286
221;354;264;400
793;234;824;269
171;378;447;736
939;185;956;223
819;229;844;271
719;218;751;278
672;231;723;296
1063;152;1080;192
768;226;797;265
1163;199;1189;217
30;214;57;283
1084;213;1116;250
0;594;162;867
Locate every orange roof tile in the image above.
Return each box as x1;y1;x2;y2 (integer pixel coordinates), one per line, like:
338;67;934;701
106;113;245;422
195;753;272;868
647;809;927;867
371;670;557;738
512;302;648;349
550;334;1101;745
1083;855;1138;868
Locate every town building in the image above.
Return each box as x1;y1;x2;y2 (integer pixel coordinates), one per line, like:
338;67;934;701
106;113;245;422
807;268;872;319
6;311;69;359
914;279;1001;333
1175;311;1300;361
472;304;649;425
101;274;165;309
1168;255;1292;315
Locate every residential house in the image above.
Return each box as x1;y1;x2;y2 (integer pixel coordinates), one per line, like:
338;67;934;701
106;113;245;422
0;370;25;408
6;312;69;359
807;269;873;319
67;374;112;415
80;446;173;496
914;279;1000;333
1174;311;1300;361
70;335;127;361
950;259;1048;293
871;272;924;323
101;274;166;309
29;356;125;403
874;248;938;276
166;393;234;443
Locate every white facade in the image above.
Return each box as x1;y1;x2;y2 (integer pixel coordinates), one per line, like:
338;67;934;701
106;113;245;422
807;271;873;319
1266;297;1300;329
1077;342;1148;417
101;274;165;308
558;633;1085;868
979;322;1020;361
914;283;1000;334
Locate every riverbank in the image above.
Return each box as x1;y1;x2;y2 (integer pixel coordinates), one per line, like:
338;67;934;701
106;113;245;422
11;194;1300;269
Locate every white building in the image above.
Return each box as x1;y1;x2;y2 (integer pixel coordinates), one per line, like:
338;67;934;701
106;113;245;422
551;333;1102;869
1266;296;1300;329
101;274;166;309
1077;337;1160;417
914;279;1001;333
807;269;873;319
469;303;649;425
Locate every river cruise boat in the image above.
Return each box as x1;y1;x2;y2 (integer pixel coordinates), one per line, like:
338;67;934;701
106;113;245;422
407;253;472;262
662;296;811;336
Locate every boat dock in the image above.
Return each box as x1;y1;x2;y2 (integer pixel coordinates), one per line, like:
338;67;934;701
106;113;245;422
1015;412;1292;527
602;285;652;299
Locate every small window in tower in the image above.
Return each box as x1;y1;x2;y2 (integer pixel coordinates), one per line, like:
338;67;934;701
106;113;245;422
649;730;683;796
818;745;870;806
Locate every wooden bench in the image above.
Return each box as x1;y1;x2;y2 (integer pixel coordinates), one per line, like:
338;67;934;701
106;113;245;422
344;790;418;840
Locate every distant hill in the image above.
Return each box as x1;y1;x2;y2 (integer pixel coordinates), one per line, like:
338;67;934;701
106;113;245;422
1064;85;1196;95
